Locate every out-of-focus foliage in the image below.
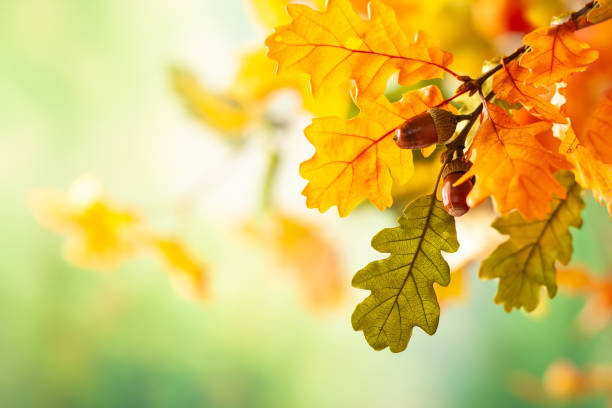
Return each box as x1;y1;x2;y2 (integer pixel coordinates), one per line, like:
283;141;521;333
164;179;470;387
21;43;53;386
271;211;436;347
29;175;146;270
29;176;209;300
242;211;345;310
558;267;612;332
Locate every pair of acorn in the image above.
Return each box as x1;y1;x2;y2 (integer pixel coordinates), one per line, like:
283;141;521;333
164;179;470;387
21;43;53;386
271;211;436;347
393;108;473;217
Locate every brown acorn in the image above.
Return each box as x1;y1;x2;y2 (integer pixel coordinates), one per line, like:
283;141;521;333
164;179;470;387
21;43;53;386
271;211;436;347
393;108;457;149
441;159;473;217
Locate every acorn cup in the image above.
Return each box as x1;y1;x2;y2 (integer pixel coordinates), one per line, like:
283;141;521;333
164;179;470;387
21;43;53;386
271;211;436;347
441;159;474;217
393;108;457;149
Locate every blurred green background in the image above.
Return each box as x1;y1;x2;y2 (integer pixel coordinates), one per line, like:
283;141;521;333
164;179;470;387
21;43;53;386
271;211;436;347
2;1;612;407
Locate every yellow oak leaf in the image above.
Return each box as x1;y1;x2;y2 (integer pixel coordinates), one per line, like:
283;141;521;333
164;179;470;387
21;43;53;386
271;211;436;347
492;60;567;123
28;175;145;270
519;21;599;87
152;237;210;300
265;0;453;105
171;67;251;134
300;85;444;217
461;103;571;220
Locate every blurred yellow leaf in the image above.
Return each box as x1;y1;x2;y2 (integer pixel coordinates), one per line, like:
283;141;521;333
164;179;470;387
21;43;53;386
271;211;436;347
243;212;345;310
152;237;210;300
435;268;467;307
229;48;351;118
29;175;145;270
29;175;211;300
248;0;326;29
171;67;251;134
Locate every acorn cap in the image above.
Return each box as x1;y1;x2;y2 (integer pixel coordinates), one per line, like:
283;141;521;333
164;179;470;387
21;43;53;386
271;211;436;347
442;158;472;179
428;108;457;144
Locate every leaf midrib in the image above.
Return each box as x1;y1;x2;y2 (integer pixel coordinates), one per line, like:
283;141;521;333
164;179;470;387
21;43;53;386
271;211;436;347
517;184;574;292
374;195;437;342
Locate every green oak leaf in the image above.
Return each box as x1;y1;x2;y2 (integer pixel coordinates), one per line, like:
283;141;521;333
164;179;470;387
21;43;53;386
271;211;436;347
351;194;459;352
480;171;585;312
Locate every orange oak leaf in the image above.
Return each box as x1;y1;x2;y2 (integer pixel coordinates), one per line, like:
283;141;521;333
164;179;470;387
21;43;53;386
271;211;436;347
561;22;611;136
460;103;571;220
300;85;444;217
519;21;599;87
265;0;453;105
569;143;612;219
492;60;566;123
578;91;612;164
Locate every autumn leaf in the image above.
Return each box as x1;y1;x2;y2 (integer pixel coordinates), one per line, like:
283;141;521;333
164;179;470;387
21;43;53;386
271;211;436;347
248;0;326;29
460;103;571;219
171;67;251;134
265;0;453;105
229;48;351;118
480;171;584;312
568;144;612;219
29;175;211;300
577;92;612;164
558;266;612;332
152;237;210;300
492;60;566;123
556;110;612;219
519;21;599;87
242;212;345;309
28;175;145;270
300;85;444;217
351;194;459;352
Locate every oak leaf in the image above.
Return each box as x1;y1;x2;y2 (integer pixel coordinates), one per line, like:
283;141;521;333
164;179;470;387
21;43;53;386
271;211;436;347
460;103;571;220
300;85;444;217
351;194;459;352
519;21;599;87
568;144;612;219
578;92;612;164
265;0;453;105
492;60;566;123
480;171;584;312
556;118;612;219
